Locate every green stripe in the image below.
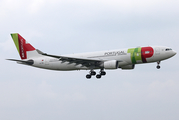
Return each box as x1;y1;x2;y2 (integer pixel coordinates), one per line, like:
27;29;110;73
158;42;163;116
135;47;142;62
127;48;136;64
132;48;138;64
127;47;142;64
11;33;20;54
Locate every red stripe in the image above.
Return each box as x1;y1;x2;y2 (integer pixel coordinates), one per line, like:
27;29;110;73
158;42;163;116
141;47;154;63
18;34;35;59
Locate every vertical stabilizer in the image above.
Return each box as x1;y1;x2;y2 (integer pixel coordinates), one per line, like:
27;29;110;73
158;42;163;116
11;33;40;59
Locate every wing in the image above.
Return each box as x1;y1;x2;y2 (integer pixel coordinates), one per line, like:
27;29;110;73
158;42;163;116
35;49;103;68
38;50;123;68
42;53;103;68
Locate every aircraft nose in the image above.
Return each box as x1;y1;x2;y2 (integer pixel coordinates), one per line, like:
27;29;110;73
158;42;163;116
172;50;177;56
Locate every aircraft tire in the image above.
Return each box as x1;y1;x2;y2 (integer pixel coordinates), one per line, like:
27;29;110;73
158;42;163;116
157;65;161;69
86;74;91;79
90;71;96;76
101;71;106;76
96;74;101;79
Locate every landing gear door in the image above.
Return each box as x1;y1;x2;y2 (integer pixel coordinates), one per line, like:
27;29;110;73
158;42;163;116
155;48;160;55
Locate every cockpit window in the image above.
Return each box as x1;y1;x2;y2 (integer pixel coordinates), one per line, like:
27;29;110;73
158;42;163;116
165;48;172;51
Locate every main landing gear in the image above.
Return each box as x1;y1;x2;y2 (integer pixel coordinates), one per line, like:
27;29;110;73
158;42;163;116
86;70;96;79
86;69;106;79
156;61;161;69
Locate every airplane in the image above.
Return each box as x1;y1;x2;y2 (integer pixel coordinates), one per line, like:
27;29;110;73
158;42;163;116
7;33;176;79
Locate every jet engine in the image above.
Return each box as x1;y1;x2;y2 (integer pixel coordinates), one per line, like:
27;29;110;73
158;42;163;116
103;60;119;69
120;64;135;70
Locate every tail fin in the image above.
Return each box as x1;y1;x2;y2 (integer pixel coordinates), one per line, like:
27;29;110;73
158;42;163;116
11;33;40;59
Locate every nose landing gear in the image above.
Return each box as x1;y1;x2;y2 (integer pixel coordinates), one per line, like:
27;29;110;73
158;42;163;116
156;61;161;69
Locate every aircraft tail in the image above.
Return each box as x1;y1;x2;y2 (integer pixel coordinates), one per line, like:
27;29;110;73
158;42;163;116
11;33;41;59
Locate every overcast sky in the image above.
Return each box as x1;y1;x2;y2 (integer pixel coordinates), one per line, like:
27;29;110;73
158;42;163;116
0;0;179;120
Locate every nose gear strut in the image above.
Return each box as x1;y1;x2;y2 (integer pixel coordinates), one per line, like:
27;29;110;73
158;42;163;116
156;61;161;69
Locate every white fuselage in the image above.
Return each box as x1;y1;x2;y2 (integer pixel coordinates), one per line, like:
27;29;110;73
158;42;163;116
29;46;176;71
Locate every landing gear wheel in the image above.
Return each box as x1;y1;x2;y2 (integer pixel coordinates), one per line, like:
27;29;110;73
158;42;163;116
96;74;101;79
90;71;96;76
100;71;106;76
86;74;91;79
157;65;160;69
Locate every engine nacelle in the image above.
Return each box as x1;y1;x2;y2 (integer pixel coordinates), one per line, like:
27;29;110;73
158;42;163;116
103;60;119;69
121;64;135;70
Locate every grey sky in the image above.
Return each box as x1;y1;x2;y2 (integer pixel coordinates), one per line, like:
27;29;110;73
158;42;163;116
0;0;179;120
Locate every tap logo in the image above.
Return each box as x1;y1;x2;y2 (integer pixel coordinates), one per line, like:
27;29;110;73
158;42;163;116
18;35;27;59
127;47;154;64
11;33;36;59
20;39;25;58
17;34;35;59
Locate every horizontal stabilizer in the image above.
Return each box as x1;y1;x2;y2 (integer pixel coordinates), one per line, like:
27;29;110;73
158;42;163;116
6;59;34;65
36;49;46;54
